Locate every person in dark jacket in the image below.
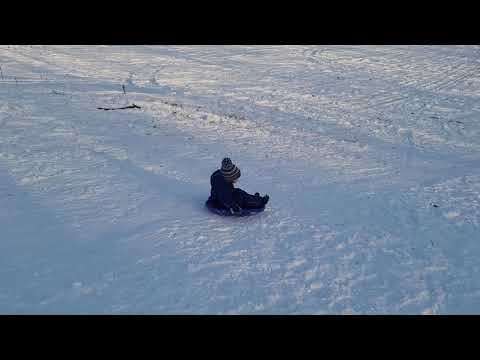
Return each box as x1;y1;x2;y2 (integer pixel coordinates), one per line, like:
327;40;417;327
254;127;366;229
208;158;269;216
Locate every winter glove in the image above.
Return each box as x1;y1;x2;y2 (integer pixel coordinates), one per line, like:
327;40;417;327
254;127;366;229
230;204;243;216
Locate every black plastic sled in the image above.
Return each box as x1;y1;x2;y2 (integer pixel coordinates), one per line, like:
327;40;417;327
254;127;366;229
205;199;265;217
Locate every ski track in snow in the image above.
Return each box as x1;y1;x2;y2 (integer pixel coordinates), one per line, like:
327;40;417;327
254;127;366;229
1;45;480;314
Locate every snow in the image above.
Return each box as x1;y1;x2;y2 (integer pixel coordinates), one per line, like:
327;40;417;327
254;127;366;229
1;45;480;314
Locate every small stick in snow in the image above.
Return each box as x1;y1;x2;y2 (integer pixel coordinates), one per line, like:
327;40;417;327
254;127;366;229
97;104;141;111
122;84;126;95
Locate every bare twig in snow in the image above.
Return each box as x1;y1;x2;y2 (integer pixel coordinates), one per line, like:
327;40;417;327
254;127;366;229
97;104;141;111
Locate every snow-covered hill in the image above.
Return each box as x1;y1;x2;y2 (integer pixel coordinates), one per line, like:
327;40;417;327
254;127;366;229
1;45;479;314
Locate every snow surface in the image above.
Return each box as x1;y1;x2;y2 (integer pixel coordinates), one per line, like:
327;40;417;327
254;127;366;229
1;45;480;314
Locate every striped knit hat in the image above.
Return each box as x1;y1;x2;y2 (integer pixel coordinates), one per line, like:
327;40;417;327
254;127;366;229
221;157;241;181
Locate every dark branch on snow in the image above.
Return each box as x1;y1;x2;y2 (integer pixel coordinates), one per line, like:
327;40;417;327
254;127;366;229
97;104;141;111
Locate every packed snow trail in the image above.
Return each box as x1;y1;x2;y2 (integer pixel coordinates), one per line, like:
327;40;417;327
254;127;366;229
1;46;480;314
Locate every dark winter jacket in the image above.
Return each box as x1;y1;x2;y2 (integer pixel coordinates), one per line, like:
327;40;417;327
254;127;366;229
209;169;237;209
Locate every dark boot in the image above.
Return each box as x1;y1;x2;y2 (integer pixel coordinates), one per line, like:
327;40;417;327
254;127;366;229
262;195;269;206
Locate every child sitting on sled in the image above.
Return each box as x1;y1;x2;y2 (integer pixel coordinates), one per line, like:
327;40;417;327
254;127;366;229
207;158;269;216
